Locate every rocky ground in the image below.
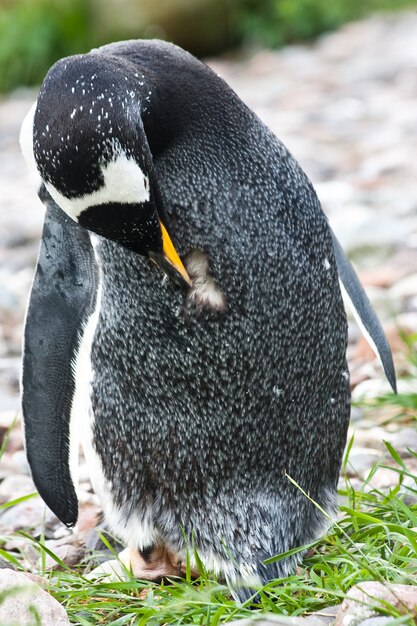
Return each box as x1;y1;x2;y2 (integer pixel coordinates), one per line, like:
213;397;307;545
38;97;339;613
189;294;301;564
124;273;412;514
0;10;416;625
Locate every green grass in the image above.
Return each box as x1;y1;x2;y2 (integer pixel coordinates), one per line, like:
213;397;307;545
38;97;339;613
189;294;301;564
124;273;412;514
1;445;416;625
0;0;91;93
237;0;417;49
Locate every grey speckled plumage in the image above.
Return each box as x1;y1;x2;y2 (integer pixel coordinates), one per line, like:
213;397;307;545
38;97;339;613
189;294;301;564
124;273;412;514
21;40;358;600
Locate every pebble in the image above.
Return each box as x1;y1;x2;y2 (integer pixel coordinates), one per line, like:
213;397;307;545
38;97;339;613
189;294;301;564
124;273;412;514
367;466;402;491
0;451;31;480
348;426;391;451
0;568;70;625
349;406;364;423
398;475;417;506
334;582;417;626
390;273;417;301
8;449;31;475
330;207;409;254
0;495;62;538
352;377;417;401
225;613;337;626
0;474;35;503
356;618;394;626
43;542;85;571
305;606;341;626
0;407;19;431
4;426;24;453
75;504;101;537
344;447;383;478
390;427;417;455
86;558;128;583
85;525;125;565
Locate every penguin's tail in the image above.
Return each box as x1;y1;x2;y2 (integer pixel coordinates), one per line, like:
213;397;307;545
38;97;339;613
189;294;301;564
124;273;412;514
331;229;397;393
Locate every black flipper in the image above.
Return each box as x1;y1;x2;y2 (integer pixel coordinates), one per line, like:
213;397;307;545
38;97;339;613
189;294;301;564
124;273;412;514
331;229;397;393
22;188;98;526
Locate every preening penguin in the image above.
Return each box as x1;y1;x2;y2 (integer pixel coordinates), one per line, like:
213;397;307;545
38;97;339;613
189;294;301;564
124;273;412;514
20;40;396;600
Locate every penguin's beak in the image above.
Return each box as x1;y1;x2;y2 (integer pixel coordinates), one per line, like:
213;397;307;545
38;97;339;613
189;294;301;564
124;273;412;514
149;222;192;288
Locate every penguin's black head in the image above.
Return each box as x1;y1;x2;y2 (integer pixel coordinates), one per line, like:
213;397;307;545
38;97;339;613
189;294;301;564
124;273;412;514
22;53;191;287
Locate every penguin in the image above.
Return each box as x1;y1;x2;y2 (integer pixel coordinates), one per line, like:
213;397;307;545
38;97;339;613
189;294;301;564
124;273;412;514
20;40;396;601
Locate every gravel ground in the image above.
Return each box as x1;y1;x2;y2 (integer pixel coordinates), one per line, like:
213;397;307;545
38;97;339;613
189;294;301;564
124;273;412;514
0;8;416;590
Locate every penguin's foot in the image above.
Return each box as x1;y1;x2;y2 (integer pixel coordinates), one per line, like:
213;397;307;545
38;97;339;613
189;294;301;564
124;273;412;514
118;545;200;582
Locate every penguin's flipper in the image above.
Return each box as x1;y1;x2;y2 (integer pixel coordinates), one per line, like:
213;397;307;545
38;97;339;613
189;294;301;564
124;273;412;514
22;189;98;526
330;229;397;393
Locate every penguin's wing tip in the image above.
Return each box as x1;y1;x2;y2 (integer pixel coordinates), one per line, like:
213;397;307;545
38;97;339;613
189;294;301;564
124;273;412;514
330;229;397;394
22;198;97;530
385;362;398;395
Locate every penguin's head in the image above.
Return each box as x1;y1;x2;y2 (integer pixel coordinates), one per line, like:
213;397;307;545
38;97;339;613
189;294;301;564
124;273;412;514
21;54;192;287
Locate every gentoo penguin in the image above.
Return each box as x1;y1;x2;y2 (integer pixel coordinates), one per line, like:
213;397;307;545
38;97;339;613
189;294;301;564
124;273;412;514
20;40;396;601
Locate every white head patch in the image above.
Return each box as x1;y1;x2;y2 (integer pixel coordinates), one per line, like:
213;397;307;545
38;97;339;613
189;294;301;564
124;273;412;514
44;153;150;222
20;103;150;222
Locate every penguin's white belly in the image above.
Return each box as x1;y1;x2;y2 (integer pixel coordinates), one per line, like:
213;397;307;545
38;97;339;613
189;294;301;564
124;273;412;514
69;236;160;550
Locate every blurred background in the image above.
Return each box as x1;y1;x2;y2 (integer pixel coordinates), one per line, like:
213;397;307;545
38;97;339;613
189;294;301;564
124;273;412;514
0;0;415;92
0;0;416;543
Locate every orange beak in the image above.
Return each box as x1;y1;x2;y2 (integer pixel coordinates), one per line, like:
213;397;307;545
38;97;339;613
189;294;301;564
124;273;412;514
159;221;192;287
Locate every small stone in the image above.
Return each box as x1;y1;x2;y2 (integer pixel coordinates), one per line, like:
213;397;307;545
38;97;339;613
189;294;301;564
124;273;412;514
43;542;85;571
348;427;389;451
352;378;416;401
348;369;371;391
3;537;39;569
77;486;98;506
390;427;417;456
85;525;125;566
349;407;364;423
4;426;24;453
399;475;417;505
224;616;328;626
358;266;405;289
368;466;401;491
0;409;20;432
349;336;379;366
305;605;341;626
21;572;49;587
335;582;417;626
0;495;62;538
0;474;35;503
330;206;409;254
86;558;128;583
0;452;25;480
0;497;45;531
390;273;417;301
75;503;101;537
10;450;31;475
0;568;70;625
357;618;395;626
344;447;382;478
347;321;361;345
